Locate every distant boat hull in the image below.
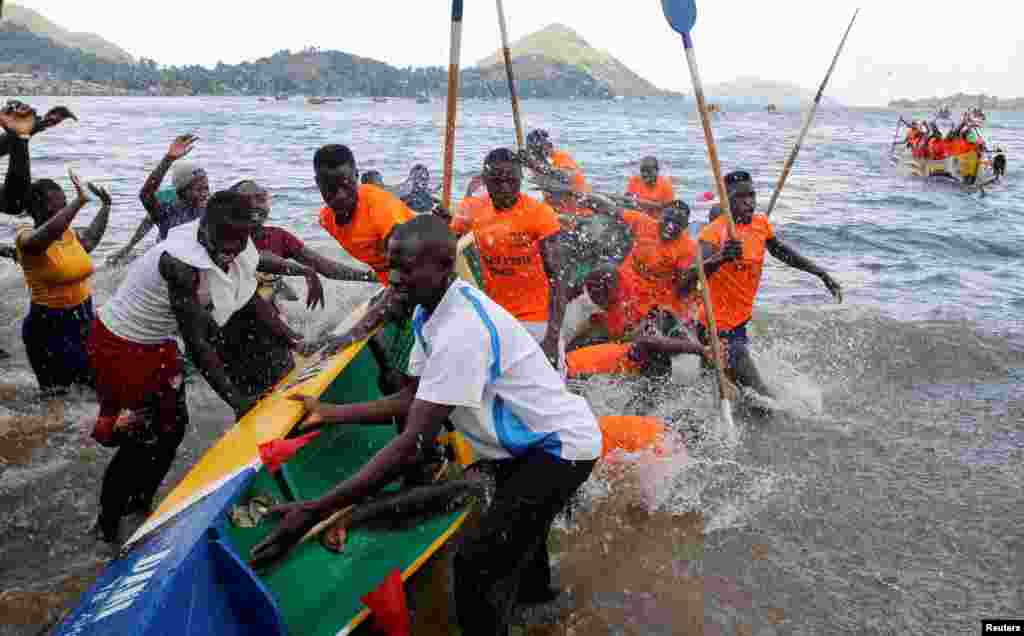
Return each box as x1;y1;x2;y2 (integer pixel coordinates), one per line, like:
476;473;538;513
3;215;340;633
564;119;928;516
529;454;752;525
890;143;1005;192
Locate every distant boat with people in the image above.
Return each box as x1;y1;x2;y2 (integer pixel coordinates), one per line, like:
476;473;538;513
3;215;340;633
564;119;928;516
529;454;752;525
766;103;778;113
891;112;1007;192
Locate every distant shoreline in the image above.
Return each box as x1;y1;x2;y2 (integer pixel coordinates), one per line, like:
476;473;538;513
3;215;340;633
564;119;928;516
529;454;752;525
5;90;1024;111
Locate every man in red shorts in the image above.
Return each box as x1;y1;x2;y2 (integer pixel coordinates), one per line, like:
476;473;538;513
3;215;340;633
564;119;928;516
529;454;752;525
87;191;278;543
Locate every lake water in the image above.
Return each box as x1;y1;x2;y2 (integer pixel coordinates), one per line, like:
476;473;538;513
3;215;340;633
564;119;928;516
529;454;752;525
0;96;1021;635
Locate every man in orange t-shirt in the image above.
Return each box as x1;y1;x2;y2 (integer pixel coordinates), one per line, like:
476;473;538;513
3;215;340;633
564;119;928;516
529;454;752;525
451;148;566;367
312;144;417;377
523;129;591;215
689;170;842;398
565;269;710;380
614;201;697;321
314;144;414;285
625;156;675;206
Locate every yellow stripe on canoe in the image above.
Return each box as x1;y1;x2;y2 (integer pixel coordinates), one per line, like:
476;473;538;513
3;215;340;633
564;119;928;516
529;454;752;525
136;302;374;539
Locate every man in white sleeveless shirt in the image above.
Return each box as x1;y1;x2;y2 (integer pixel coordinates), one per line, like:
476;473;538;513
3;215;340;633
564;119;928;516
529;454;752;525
251;215;601;635
86;190;286;543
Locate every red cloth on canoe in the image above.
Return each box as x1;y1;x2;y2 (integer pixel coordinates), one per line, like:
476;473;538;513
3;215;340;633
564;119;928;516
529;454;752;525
360;568;410;636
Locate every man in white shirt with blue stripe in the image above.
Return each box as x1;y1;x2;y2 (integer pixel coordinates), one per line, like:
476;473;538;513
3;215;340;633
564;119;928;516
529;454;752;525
252;214;601;635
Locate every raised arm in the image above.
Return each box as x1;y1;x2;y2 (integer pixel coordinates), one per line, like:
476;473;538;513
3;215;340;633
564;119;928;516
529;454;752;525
77;184;112;253
159;252;254;417
18;170;90;256
766;237;843;302
140;134;196;216
0;106;34;215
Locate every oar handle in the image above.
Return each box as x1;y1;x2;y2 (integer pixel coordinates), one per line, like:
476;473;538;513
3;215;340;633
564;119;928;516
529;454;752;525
764;9;858;217
693;241;734;405
681;32;737;239
441;0;465;212
496;0;525;152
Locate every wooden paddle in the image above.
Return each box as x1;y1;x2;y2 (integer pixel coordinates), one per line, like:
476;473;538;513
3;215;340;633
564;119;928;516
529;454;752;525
495;0;525;152
441;0;465;212
661;0;737;436
764;10;859;217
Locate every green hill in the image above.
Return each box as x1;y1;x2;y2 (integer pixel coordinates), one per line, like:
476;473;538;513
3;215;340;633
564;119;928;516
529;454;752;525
475;23;665;97
1;2;133;63
0;8;640;99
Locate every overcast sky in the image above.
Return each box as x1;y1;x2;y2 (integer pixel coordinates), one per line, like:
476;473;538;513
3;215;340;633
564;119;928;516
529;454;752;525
13;0;1024;106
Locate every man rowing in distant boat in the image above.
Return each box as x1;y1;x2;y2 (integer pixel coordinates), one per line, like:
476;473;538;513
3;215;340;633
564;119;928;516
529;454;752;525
108;134;210;264
450;148;568;368
251;215;601;634
685;170;842;404
625;156;675;206
88;190;302;543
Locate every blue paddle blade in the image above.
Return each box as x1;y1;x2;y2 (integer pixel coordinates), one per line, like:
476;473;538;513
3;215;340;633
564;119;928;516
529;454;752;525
661;0;697;34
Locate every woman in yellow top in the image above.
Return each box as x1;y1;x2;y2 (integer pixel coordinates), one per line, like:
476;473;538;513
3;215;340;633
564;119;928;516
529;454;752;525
16;168;112;394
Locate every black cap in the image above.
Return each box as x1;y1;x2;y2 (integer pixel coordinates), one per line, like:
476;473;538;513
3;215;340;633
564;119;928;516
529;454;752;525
724;170;755;196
